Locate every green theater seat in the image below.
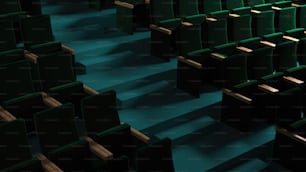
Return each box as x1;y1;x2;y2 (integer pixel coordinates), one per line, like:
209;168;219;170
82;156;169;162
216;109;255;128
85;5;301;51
285;28;306;65
251;10;275;37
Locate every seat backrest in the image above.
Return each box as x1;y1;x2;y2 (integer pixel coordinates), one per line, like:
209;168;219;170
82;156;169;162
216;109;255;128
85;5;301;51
275;40;298;72
150;0;176;23
176;0;199;17
21;15;55;48
222;0;244;10
34;103;79;154
245;0;265;6
96;123;133;157
178;15;206;56
0;60;35;102
0;0;22;14
252;10;275;37
228;14;252;42
202;19;228;48
0;120;32;169
200;0;223;14
81;91;121;136
3;158;43;172
276;7;296;32
0;20;17;52
136;138;175;172
37;53;76;90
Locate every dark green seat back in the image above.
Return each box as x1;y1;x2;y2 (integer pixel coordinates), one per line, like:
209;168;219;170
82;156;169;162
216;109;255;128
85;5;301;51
248;46;274;79
3;93;46;132
0;0;22;14
178;15;206;56
81;91;121;136
252;10;275;37
200;0;223;13
0;60;35;102
21;15;55;49
222;0;244;10
276;7;296;32
274;40;298;72
0;120;32;169
298;5;306;28
34;103;78;154
48;81;89;118
177;0;199;17
203;19;228;48
0;20;16;51
4;158;43;172
150;0;176;23
228;14;252;42
37;54;75;90
245;0;265;6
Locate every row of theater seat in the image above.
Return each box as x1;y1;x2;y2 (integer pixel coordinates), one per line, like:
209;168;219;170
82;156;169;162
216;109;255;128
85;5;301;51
0;1;175;171
219;64;306;171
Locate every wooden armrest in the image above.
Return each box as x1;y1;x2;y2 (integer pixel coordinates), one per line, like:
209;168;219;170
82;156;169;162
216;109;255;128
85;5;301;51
304;31;306;35
181;22;193;27
283;35;300;42
150;24;172;35
251;9;261;14
131;128;151;143
229;13;240;17
291;3;301;7
272;6;281;10
24;51;38;64
62;45;76;56
0;107;16;121
222;88;252;104
82;137;113;160
258;84;279;94
236;46;253;53
36;154;63;172
114;0;134;9
260;41;276;48
177;56;203;69
211;53;226;60
283;76;304;85
206;17;217;22
41;92;62;107
277;127;306;144
83;85;99;95
145;0;150;4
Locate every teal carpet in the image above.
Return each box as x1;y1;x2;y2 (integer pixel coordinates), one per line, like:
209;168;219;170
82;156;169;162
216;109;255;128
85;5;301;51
41;1;287;171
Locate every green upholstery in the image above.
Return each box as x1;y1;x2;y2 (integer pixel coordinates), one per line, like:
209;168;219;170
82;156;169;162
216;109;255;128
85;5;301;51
150;0;177;23
252;3;273;11
37;54;76;90
3;158;43;172
135;138;175;172
177;15;206;56
0;60;35;102
245;0;265;6
21;15;55;49
34;103;78;154
3;93;47;132
228;14;252;42
0;21;16;51
48;81;90;118
200;0;223;13
285;28;306;65
222;0;245;10
239;38;274;79
202;18;228;48
0;20;24;65
116;4;134;34
0;120;32;169
298;4;306;28
252;10;275;37
0;0;26;18
177;0;200;18
29;41;62;55
275;40;298;72
213;43;248;87
81;91;121;136
275;7;296;32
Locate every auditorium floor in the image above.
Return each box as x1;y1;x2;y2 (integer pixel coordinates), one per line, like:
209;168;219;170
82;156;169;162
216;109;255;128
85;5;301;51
42;2;287;171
